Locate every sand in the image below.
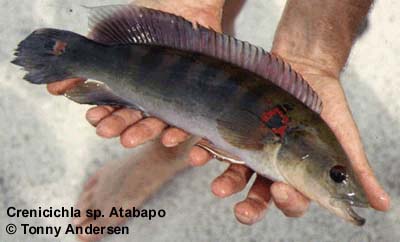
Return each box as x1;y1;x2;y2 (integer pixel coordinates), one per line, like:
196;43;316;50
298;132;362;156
0;0;399;241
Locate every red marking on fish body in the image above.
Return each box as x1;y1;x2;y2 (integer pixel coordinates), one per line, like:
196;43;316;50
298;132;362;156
261;106;289;138
53;40;67;56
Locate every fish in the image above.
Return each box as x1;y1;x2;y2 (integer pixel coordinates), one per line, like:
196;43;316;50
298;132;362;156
12;4;370;225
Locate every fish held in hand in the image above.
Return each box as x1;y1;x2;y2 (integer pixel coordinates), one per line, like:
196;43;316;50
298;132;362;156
12;4;370;225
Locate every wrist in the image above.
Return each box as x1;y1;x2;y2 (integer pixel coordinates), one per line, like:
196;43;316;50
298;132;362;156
270;51;342;101
133;0;225;32
271;49;342;82
271;0;372;79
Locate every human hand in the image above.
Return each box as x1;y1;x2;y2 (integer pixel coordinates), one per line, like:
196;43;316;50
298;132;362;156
271;0;390;213
283;68;391;212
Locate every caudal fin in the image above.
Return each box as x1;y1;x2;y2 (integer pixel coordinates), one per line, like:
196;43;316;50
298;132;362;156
12;28;86;84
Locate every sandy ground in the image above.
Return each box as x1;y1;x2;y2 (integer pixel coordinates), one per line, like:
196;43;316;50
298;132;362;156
0;0;399;241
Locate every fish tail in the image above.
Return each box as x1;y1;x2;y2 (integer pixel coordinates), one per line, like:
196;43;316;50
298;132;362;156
12;28;91;84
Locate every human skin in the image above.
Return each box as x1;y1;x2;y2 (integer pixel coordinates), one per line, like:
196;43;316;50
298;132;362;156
271;0;390;212
47;0;390;226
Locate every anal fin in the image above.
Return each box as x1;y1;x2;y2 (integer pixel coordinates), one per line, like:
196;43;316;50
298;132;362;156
64;81;142;110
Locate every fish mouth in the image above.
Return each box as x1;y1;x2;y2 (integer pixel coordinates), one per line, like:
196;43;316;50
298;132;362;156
345;204;366;226
330;196;369;226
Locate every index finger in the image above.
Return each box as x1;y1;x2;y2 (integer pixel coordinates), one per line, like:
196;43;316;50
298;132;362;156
322;96;390;211
351;153;390;211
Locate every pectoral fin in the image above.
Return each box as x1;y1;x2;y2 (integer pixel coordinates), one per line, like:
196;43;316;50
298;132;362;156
217;109;280;150
65;81;143;110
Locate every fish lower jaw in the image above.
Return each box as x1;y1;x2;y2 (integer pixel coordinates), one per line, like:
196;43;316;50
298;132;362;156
325;197;367;226
346;206;366;226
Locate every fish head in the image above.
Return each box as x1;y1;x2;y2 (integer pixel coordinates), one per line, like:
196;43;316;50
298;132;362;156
275;126;369;225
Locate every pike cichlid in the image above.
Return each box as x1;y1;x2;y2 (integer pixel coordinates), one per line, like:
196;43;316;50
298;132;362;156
12;4;370;225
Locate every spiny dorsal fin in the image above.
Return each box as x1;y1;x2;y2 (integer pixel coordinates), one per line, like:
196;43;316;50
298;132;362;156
87;4;323;113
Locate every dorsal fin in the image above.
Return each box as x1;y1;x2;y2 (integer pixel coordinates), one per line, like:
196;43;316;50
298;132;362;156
87;4;323;113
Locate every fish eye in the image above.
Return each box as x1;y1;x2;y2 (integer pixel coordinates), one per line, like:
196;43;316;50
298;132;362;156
329;165;347;183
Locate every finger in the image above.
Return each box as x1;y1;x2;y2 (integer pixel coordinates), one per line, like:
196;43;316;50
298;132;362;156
270;182;310;217
96;109;142;138
188;146;212;166
353;159;391;211
120;117;167;148
86;106;116;126
320;87;391;211
337;125;390;211
161;127;190;147
46;78;85;95
211;164;253;198
234;175;272;225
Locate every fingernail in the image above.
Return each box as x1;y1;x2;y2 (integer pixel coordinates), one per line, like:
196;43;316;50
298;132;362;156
274;187;288;202
129;139;139;147
164;140;178;147
162;133;176;147
86;112;100;124
188;148;207;166
235;202;264;225
236;211;252;224
214;186;228;197
379;191;389;201
211;177;232;198
378;192;391;211
122;137;138;148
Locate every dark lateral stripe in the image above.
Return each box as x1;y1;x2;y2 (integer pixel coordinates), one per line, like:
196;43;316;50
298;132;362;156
138;47;165;69
134;46;167;81
165;52;196;83
195;55;236;89
198;63;221;83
